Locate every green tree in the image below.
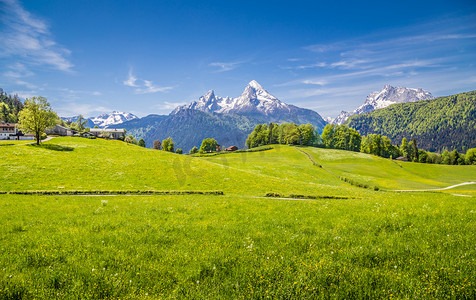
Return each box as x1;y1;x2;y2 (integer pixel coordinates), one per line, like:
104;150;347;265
189;146;198;154
0;102;9;122
418;150;428;163
441;150;450;165
138;138;146;147
298;124;316;146
321;124;336;148
18;96;57;145
465;148;476;165
176;148;183;154
400;138;409;159
76;115;87;132
162;137;175;152
199;138;218;153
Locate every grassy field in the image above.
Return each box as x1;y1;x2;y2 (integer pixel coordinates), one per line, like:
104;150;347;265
0;140;33;146
0;137;475;298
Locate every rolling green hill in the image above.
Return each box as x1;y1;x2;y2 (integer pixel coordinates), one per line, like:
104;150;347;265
1;137;474;298
345;90;476;152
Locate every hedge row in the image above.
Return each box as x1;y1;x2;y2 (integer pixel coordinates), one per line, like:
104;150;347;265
265;192;349;200
339;176;380;191
3;190;224;196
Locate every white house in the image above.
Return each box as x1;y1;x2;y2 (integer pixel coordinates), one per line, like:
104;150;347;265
0;122;34;140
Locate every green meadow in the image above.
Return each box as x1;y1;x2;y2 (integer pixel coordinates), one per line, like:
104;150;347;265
0;137;475;299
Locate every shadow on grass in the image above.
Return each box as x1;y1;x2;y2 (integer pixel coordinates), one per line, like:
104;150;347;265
28;144;74;151
0;143;15;147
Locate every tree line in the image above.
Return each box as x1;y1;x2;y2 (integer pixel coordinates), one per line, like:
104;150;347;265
245;123;319;148
246;123;476;165
0;88;24;123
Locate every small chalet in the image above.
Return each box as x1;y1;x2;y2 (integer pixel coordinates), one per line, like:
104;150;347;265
395;156;409;161
89;128;125;140
226;145;238;151
46;124;75;136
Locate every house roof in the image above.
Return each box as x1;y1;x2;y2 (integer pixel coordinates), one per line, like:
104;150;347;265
226;145;238;150
0;122;16;129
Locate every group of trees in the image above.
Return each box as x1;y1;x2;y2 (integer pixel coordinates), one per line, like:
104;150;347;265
0;89;23;123
321;124;361;152
246;122;476;165
246;123;319;148
152;137;182;154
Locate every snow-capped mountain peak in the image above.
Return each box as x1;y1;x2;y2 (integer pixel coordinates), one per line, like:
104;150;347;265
173;80;288;116
332;85;433;124
91;111;138;128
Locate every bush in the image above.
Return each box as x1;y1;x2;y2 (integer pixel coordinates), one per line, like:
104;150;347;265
40;132;47;140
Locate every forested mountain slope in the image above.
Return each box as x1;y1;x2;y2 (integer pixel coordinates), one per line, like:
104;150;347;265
345;91;476;152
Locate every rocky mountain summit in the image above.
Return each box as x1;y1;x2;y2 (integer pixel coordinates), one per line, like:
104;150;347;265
333;85;433;124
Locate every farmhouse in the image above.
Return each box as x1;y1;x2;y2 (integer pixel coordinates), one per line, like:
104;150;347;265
0;122;16;140
0;122;34;140
226;145;238;151
89;128;126;139
46;124;75;136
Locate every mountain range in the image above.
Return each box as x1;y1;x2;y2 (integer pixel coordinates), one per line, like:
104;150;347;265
332;85;433;124
61;111;138;128
111;80;327;150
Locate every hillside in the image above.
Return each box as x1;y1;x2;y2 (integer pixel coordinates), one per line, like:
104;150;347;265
109;114;168;142
345;90;476;152
1;137;475;299
1;137;473;194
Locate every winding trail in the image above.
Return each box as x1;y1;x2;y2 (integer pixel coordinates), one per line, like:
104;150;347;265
394;182;476;192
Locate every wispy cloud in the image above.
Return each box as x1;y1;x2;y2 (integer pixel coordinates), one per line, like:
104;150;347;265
123;70;174;94
209;61;242;72
135;80;174;94
155;101;187;111
0;0;73;72
123;70;138;87
15;80;38;89
55;102;112;118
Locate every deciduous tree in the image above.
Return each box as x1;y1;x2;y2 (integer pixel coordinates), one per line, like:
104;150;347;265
18;96;57;145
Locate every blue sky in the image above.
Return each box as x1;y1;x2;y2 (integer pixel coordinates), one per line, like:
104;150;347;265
1;0;475;118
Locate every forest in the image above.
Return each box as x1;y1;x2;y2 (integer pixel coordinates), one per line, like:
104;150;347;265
246;123;476;165
345;90;476;152
0;88;24;123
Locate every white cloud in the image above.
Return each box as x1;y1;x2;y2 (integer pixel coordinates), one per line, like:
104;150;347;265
15;80;38;89
155;101;187;111
0;0;73;72
135;80;174;94
123;70;138;87
10;90;39;100
54;102;112;118
123;70;174;94
209;61;242;72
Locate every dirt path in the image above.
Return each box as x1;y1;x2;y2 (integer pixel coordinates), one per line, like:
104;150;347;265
394;182;476;192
